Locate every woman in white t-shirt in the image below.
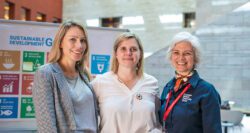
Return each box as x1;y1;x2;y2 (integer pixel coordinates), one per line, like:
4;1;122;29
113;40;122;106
91;32;162;133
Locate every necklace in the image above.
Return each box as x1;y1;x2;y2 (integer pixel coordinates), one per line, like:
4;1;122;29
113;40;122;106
117;77;124;83
117;75;139;89
66;75;79;90
117;76;137;84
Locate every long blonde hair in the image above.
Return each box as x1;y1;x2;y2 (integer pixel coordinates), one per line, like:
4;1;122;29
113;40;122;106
48;21;91;80
111;32;144;77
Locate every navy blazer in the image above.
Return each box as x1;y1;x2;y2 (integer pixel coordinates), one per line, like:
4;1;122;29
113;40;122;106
160;70;222;133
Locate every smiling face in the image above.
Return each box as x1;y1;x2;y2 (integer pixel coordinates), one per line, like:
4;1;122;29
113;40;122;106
116;38;141;69
60;26;87;64
171;41;195;75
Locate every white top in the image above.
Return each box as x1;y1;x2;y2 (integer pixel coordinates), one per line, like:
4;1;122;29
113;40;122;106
91;72;162;133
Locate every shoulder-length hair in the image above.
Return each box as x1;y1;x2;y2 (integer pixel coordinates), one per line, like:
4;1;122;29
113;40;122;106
111;32;144;77
48;21;91;80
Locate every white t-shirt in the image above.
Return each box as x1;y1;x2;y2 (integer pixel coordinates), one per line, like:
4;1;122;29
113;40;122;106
91;72;162;133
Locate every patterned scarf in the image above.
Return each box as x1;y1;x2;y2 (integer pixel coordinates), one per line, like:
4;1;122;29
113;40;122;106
174;71;193;92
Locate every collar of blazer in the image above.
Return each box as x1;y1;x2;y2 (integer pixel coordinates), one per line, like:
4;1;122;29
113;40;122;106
50;62;98;131
51;63;91;88
49;62;77;130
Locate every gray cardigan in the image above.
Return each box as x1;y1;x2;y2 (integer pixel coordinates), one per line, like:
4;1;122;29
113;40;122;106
32;63;98;133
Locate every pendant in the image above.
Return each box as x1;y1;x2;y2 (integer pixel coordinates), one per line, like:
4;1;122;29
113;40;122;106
136;93;142;100
183;77;188;82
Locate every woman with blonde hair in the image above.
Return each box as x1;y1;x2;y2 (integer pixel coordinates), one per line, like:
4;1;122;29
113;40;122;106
91;32;161;133
32;21;98;133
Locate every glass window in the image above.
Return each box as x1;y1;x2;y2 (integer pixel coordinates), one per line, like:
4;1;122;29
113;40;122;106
183;12;196;28
4;2;15;20
101;17;122;28
20;7;30;21
36;12;46;22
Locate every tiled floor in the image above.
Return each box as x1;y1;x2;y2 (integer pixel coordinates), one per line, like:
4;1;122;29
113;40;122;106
223;115;250;133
